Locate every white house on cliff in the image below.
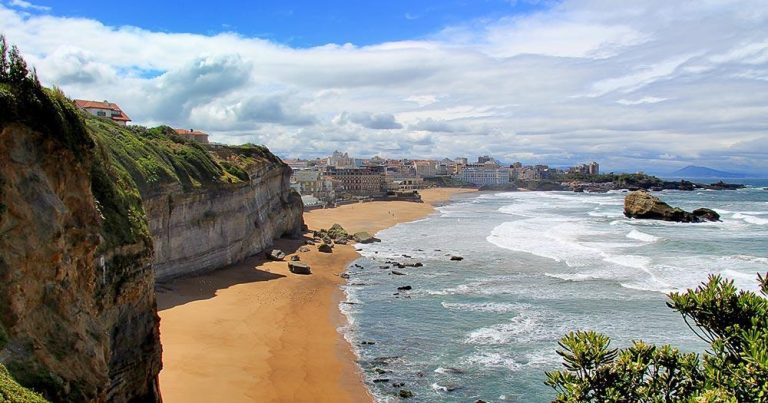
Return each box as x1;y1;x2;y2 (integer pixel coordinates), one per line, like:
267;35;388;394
74;99;131;125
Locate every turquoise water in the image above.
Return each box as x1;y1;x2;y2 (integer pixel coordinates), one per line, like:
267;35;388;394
341;184;768;402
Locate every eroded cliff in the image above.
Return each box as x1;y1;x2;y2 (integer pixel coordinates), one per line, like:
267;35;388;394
0;85;161;401
88;123;303;281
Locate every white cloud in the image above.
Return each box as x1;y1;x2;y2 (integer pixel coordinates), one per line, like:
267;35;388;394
8;0;49;12
616;96;668;105
1;0;767;174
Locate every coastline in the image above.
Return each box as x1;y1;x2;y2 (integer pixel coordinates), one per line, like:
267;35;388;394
157;187;476;402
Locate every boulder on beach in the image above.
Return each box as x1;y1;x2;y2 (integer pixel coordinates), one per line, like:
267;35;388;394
290;255;300;261
624;191;720;223
288;261;311;274
318;243;333;253
266;249;286;261
353;231;381;244
327;223;349;240
299;246;310;253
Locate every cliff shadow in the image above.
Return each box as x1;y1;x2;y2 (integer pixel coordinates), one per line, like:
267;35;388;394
155;237;309;310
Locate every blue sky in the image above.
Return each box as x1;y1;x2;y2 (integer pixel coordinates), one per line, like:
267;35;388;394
39;0;550;47
2;0;768;174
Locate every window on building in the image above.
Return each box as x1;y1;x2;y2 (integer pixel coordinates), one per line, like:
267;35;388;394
96;111;106;117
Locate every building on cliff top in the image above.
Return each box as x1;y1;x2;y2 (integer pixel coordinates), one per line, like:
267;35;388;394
174;128;210;143
74;99;131;125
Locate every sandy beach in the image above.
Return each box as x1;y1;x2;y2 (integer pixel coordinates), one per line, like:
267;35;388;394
157;187;475;403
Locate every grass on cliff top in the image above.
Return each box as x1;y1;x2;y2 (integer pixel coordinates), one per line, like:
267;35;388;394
87;120;283;193
0;365;48;403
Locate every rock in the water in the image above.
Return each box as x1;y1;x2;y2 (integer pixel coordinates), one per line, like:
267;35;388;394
288;261;311;274
266;249;286;261
353;231;381;244
397;285;412;291
624;191;719;222
391;271;406;275
450;255;463;261
692;208;721;221
340;272;350;279
399;389;414;398
290;255;300;261
318;243;333;253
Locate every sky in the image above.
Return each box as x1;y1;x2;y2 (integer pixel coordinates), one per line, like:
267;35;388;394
1;0;767;174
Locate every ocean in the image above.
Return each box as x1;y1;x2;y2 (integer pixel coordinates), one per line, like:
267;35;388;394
340;182;768;402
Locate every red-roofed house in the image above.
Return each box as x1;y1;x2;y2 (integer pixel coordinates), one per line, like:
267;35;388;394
173;129;209;144
74;99;131;125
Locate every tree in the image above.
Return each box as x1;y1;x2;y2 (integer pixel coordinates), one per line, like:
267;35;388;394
0;35;8;80
546;273;768;402
7;45;28;84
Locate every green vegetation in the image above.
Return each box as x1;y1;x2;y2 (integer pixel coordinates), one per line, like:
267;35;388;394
0;364;48;403
546;273;768;402
327;223;349;239
557;172;664;188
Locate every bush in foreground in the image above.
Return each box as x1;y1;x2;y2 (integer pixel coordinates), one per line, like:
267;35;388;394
546;273;768;402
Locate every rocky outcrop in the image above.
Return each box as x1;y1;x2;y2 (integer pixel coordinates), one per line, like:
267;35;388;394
353;232;381;244
623;191;720;222
0;87;161;401
144;159;303;281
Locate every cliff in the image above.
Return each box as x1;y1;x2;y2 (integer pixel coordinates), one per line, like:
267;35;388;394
1;45;302;401
0;84;161;401
87;123;303;281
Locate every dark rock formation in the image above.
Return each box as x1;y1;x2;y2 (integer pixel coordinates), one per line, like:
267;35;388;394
267;249;286;261
450;255;464;261
318;243;333;253
288;261;311;274
705;181;745;190
397;286;412;291
399;389;414;398
290;255;300;261
624;191;720;223
692;208;721;222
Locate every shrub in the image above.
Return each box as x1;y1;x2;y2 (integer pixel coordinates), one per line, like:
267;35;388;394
546;273;768;401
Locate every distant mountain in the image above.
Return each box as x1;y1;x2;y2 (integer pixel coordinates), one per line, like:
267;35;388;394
671;165;747;179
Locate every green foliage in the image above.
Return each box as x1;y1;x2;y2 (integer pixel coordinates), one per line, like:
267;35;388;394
546;274;768;402
327;223;348;240
556;171;664;188
0;364;48;403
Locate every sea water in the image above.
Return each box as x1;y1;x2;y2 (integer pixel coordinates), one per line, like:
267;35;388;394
340;183;768;402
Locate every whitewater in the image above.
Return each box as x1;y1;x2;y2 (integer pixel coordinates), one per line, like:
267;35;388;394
342;184;768;402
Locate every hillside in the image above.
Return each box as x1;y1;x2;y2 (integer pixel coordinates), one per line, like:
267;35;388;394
0;48;301;401
671;165;746;179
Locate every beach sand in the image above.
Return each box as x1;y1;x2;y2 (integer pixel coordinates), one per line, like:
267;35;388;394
157;188;475;403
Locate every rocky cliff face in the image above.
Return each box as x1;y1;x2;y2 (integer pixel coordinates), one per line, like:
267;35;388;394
0;87;161;401
145;156;303;281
